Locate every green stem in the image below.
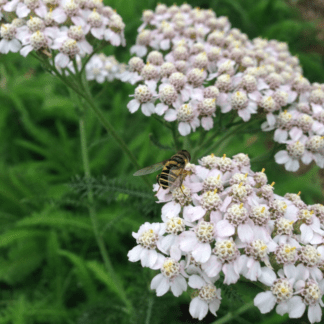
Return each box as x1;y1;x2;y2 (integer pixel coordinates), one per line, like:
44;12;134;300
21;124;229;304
35;54;151;189
211;301;254;324
171;123;181;151
78;79;151;188
79;117;133;313
144;295;154;324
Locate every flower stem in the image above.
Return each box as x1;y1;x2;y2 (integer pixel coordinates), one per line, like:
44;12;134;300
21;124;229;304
211;301;254;324
35;54;151;189
171;123;181;151
79;116;133;313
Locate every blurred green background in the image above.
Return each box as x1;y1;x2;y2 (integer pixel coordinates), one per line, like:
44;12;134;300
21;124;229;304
0;0;324;323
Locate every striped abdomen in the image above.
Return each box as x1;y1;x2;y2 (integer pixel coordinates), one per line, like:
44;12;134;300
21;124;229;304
158;150;191;189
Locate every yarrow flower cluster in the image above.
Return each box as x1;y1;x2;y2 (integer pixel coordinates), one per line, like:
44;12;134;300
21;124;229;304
85;53;125;83
0;0;125;68
122;3;324;172
128;152;324;322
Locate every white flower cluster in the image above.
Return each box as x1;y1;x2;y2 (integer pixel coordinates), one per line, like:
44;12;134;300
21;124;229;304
85;53;125;83
123;3;324;172
0;0;125;68
128;152;324;322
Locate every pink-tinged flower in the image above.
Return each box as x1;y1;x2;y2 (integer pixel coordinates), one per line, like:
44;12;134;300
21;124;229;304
188;275;222;320
20;30;52;57
119;56;144;84
197;98;217;130
179;221;214;263
254;267;305;318
293;279;324;323
151;257;188;297
0;23;21;53
66;25;93;54
159;216;189;260
221;182;257;210
104;13;126;46
201;239;243;284
137;9;154;32
54;38;80;68
127;222;166;269
51;0;84;26
224;203;254;242
273;217;300;246
275;138;310;172
16;16;59;44
220;90;258;121
191;189;221;220
273;110;294;143
81;8;108;40
4;0;47;18
127;84;156;116
312;110;324;135
297;209;324;244
164;102;200;136
155;83;181;116
305;135;324;168
85;55;108;83
130;29;151;57
240;239;274;281
296;245;324;282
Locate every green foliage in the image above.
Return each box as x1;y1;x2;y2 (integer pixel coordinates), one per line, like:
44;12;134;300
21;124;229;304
0;0;323;323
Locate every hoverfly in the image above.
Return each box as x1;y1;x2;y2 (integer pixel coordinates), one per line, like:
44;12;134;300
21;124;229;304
133;150;191;193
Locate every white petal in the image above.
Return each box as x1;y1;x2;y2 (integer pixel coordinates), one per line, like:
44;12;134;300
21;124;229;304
216;220;235;237
150;273;164;289
179;232;197;252
192;242;211;263
201;255;222;277
223;262;240;284
141;249;157;268
308;304;322;323
288;296;305;318
276;301;288;315
254;291;276;313
164;109;177;121
9;39;21;52
301;151;313;165
127;99;140;113
161;201;181;219
188;275;205;289
201;116;214;130
238;223;254;242
141;102;155;116
183;205;205;222
127;245;143;262
274;129;288;143
274;150;289;164
285;159;299;172
0;39;10;54
155;103;168;116
171;275;187;297
189;298;208;320
259;267;276;286
289;127;303;141
209;298;221;316
178;122;191;136
300;224;313;244
151;274;170;296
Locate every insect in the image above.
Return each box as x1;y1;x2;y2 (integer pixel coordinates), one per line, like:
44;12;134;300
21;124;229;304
133;150;191;193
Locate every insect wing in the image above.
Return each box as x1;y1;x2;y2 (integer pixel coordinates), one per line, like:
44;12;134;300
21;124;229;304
133;161;166;176
167;165;184;191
